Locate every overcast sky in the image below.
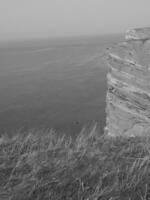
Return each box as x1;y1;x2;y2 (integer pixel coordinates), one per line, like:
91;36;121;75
0;0;150;41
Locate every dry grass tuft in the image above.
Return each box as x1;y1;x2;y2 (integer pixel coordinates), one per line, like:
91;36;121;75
0;125;150;200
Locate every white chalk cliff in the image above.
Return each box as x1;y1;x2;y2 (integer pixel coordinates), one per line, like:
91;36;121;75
105;27;150;137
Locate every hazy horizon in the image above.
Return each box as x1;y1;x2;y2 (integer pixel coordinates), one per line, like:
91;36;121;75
0;0;150;41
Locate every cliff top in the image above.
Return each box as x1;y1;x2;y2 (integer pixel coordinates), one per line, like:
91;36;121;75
126;27;150;41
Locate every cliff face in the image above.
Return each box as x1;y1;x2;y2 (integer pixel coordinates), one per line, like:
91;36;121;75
105;27;150;137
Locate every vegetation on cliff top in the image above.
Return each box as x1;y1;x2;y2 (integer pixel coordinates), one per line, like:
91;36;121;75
0;125;150;200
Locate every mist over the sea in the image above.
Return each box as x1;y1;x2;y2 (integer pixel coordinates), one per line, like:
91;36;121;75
0;34;123;135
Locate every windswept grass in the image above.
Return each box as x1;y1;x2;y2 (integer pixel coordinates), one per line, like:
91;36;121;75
0;125;150;199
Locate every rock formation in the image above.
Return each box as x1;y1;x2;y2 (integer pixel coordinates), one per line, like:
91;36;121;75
105;27;150;137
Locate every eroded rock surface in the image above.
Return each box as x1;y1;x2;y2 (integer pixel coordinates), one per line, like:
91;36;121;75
105;27;150;137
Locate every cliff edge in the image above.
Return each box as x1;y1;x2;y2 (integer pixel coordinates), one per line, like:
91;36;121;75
105;27;150;137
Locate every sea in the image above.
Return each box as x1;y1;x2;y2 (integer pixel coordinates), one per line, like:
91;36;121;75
0;34;123;136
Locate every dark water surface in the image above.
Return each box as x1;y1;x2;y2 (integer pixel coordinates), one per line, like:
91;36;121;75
0;34;123;136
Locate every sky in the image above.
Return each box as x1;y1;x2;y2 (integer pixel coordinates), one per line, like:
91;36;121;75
0;0;150;41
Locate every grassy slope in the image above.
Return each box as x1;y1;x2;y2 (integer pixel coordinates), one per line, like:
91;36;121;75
0;125;150;200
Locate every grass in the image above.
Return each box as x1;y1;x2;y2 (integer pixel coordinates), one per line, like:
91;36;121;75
0;124;150;199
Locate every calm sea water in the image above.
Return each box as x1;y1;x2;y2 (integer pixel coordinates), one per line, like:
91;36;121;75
0;34;123;136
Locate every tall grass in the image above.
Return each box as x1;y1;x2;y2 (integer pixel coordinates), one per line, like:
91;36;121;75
0;124;150;200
